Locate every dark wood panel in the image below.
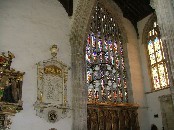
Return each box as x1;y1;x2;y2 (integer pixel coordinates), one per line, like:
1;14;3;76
113;0;154;36
58;0;154;22
114;0;154;22
58;0;73;16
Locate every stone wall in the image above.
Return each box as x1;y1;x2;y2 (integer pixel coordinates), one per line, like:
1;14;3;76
159;94;174;130
123;17;150;130
137;14;171;130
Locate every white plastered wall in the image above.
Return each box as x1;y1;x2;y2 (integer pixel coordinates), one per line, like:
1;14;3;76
137;14;171;130
122;18;150;130
0;0;72;130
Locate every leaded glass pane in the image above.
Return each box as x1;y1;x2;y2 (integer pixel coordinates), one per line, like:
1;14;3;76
86;2;127;103
147;21;169;90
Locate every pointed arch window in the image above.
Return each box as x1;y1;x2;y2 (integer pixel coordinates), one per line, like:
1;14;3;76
146;18;169;90
86;2;128;103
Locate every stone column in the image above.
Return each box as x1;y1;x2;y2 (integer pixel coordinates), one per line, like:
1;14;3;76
150;0;174;104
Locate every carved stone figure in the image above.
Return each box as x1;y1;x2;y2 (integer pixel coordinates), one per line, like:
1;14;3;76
0;51;24;129
2;79;14;103
1;78;22;103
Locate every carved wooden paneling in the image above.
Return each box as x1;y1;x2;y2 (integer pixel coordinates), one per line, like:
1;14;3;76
87;103;139;130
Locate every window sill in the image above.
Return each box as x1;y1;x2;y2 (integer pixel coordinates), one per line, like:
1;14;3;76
145;87;170;94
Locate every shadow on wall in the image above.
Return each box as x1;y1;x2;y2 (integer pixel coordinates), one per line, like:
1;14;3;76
151;124;158;130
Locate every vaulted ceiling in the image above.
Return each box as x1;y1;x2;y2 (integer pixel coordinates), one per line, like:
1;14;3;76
58;0;154;35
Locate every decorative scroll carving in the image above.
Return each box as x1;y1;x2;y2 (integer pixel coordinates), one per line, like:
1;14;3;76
0;51;25;129
34;45;70;123
87;103;140;130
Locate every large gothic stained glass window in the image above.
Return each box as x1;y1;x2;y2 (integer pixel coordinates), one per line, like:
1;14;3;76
147;20;169;90
86;2;128;103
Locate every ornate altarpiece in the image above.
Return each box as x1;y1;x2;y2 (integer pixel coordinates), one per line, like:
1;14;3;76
0;51;25;129
34;45;70;123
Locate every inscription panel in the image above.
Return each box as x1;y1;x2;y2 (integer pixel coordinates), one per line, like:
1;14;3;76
34;45;70;123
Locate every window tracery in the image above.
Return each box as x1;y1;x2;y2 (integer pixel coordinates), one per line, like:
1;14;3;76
146;16;169;90
86;1;128;103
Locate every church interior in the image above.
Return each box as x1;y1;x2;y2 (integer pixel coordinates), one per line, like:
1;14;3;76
0;0;174;130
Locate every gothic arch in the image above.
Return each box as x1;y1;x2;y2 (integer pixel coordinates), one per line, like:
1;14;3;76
142;13;171;91
142;13;157;44
71;0;128;49
70;0;129;129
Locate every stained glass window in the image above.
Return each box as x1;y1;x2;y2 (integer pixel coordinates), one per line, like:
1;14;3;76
147;21;169;90
86;2;128;103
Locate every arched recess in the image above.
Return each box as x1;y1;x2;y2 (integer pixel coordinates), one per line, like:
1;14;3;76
70;0;133;129
142;13;157;45
142;12;174;103
142;13;172;91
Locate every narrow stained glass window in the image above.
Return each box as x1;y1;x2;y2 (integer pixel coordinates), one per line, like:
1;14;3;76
147;21;169;90
86;2;128;103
